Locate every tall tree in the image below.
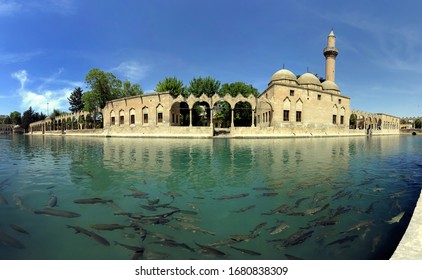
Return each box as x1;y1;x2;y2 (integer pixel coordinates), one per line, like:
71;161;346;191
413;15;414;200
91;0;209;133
155;77;186;97
122;80;143;97
9;111;22;125
220;82;259;97
68;87;85;113
21;107;34;131
415;119;422;129
187;76;221;97
85;68;123;109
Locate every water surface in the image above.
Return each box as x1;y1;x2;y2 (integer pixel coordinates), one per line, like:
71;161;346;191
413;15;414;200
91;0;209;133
0;135;421;259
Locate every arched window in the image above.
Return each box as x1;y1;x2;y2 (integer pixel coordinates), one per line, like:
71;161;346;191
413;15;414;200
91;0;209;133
283;98;291;121
296;99;303;122
129;108;136;125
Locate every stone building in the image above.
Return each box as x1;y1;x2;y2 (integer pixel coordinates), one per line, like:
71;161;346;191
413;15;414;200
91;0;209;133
29;30;400;137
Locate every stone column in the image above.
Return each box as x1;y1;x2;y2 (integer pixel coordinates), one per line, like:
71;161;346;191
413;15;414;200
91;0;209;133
251;109;255;127
189;109;192;127
231;109;234;128
210;108;213;127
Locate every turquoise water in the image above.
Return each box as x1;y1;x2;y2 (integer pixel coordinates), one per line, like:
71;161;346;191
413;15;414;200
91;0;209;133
0;134;421;260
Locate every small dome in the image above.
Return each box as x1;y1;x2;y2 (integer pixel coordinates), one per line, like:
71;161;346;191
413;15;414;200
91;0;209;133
270;69;297;82
297;73;321;85
321;80;339;91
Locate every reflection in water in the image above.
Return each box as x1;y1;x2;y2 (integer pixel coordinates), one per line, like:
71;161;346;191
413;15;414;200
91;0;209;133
0;135;421;260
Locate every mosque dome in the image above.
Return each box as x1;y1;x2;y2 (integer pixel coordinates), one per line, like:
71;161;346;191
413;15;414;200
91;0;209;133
321;80;339;91
270;69;297;83
297;73;321;86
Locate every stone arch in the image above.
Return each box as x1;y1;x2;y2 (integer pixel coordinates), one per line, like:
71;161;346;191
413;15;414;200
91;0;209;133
156;104;164;124
340;107;345;125
110;110;116;126
332;105;338;124
170;101;189;126
192;101;211;126
142;106;149;125
95;112;103;128
213;100;231;128
296;99;303;122
350;113;357;129
234;101;253;127
129;108;136;125
118;109;125;125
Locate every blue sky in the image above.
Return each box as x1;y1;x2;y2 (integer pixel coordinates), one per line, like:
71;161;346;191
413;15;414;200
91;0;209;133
0;0;421;117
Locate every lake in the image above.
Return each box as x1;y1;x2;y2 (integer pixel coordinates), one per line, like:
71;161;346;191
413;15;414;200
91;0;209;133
0;134;421;260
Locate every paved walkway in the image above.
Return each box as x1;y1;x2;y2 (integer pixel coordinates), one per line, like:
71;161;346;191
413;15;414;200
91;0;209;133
391;189;422;259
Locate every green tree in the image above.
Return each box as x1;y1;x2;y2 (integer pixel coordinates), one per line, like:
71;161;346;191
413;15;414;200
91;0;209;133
415;119;422;129
122;80;143;97
68;87;85;113
21;107;35;131
50;109;62;119
9;111;22;125
85;68;123;109
155;77;186;97
220;82;259;97
187;76;221;97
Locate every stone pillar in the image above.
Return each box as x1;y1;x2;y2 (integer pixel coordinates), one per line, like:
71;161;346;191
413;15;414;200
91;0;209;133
251;109;255;127
231;109;234;128
189;109;192;127
210;108;213;127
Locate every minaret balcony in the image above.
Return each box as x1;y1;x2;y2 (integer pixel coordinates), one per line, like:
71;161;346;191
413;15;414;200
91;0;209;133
323;47;339;57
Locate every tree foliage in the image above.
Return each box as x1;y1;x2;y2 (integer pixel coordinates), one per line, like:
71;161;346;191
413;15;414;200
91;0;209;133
21;107;46;131
415;118;422;129
68;87;85;113
155;77;186;97
220;82;259;97
84;68;123;110
9;111;22;125
122;80;143;97
188;76;221;97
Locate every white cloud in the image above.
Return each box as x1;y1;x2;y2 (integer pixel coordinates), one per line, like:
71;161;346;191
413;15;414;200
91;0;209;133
0;0;21;16
0;50;42;64
12;69;76;114
110;61;150;82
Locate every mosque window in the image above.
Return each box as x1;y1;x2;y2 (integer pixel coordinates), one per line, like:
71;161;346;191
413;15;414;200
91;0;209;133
332;115;337;124
290;90;295;96
283;110;289;121
317;94;321;100
111;117;115;125
119;115;124;125
296;111;302;122
340;116;344;125
158;113;163;123
338;99;342;104
143;114;148;124
130;115;135;124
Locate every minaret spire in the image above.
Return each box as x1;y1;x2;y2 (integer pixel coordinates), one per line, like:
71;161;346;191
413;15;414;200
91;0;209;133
323;29;339;82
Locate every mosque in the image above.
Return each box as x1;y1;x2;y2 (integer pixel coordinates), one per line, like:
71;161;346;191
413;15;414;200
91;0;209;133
29;31;400;137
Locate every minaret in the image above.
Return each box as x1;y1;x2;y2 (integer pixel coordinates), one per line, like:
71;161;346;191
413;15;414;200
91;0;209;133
323;30;339;82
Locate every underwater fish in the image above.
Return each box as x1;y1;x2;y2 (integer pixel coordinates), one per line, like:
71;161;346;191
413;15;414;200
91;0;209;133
371;235;381;253
270;223;289;235
48;194;58;207
325;235;358;247
385;211;405;224
9;224;30;236
230;246;261;256
114;241;145;253
33;208;81;218
195;242;226;257
341;220;373;234
73;197;113;204
262;204;292;215
67;225;110;246
283;230;314;247
232;205;256;213
148;198;160;205
256;192;278;197
214;193;249;200
152;239;195;252
250;222;267;235
230;233;259;242
0;229;25;249
89;224;130;231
